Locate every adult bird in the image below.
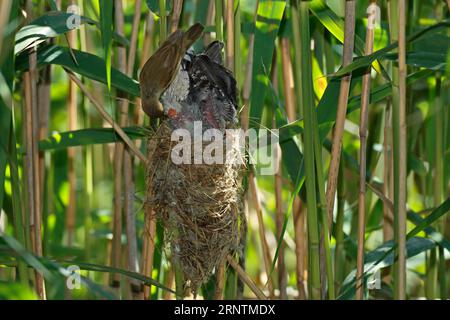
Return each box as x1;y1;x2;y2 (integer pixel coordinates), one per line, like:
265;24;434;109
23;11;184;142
139;23;204;118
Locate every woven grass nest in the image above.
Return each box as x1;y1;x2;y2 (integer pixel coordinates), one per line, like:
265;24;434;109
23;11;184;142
146;121;245;295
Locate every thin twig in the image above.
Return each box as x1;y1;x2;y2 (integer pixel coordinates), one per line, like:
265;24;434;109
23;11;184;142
65;71;147;163
227;255;267;300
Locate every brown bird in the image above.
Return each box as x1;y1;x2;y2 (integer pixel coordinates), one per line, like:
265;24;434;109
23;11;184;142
139;23;204;118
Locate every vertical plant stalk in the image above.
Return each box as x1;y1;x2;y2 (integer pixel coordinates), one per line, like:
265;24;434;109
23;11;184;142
227;255;267;300
234;0;241;84
214;260;226;299
241;39;253;130
203;0;215;45
293;198;307;299
126;0;143;297
355;2;376;300
37;67;50;202
434;3;446;300
114;0;143;297
0;1;12;54
241;0;259;130
293;0;321;300
66;9;78;247
312;116;334;299
37;2;53;252
397;0;408;300
270;52;287;298
356;2;375;300
274;144;287;299
134;13;154;138
435;74;447;298
333;160;346;293
215;0;223;42
138;13;156;301
3;1;28;284
7;125;30;288
383;99;394;251
77;0;93;261
290;4;308;299
226;0;234;72
291;0;302;118
142;209;157;299
159;0;167;42
280;34;306;298
170;0;183;32
230;1;242;300
389;0;407;300
325;0;356;228
249;171;275;298
110;0;127;291
162;266;175;299
24;46;46;300
279;37;296;122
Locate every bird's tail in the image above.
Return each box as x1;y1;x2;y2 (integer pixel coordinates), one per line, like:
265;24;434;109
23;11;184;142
203;41;224;64
182;23;204;51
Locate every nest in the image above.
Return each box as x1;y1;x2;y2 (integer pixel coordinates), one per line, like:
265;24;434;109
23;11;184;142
146;122;245;294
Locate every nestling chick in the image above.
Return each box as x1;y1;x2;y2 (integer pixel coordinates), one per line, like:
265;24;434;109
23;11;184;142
139;23;204;118
189;43;238;129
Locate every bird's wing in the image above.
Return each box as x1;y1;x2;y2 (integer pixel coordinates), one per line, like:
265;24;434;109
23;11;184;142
190;54;237;107
203;41;224;64
139;31;184;95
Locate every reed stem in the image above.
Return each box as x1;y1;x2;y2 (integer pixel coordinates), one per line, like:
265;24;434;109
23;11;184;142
325;0;356;229
356;1;376;299
296;0;321;299
159;0;167;42
215;0;223;42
